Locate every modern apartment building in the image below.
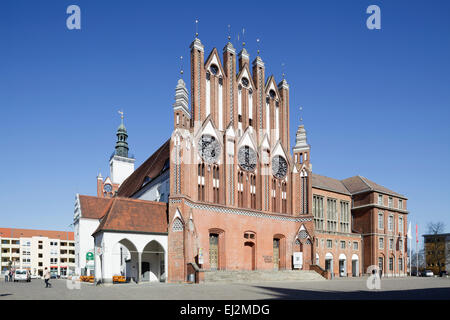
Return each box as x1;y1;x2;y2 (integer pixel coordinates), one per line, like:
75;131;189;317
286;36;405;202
0;228;75;277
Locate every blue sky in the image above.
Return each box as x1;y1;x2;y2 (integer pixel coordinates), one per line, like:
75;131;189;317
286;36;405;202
1;0;449;243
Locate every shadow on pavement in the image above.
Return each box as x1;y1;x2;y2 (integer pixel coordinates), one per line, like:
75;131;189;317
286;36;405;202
254;286;450;300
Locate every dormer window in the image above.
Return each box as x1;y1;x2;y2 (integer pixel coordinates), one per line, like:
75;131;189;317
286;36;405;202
210;64;218;75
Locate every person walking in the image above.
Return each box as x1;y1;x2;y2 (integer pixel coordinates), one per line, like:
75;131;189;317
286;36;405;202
9;269;13;282
4;270;8;282
44;267;51;288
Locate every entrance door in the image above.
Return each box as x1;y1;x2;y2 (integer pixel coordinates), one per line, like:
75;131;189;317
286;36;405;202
141;262;150;281
244;242;255;270
273;239;280;270
352;259;358;277
378;257;384;277
209;234;219;270
339;260;346;277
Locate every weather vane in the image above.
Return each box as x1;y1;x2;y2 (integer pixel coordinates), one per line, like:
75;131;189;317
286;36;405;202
242;28;246;47
256;38;261;55
282;62;286;79
299;106;303;123
118;110;124;124
227;24;231;41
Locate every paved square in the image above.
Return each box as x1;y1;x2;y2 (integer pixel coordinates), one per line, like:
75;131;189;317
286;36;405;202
1;277;450;300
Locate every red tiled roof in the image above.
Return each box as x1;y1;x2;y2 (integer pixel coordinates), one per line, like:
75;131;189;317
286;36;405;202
0;228;74;240
78;195;113;219
93;198;168;235
117;139;170;198
341;175;406;199
311;173;351;195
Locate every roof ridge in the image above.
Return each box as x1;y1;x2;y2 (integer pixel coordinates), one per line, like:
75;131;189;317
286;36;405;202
358;175;374;191
115;197;167;206
94;198;117;235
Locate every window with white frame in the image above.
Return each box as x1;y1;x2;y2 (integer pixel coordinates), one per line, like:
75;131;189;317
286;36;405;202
327;198;337;232
379;237;384;249
388;197;393;208
388;215;394;232
353;242;358;250
378;211;384;229
399;216;404;234
340;201;350;233
399;239;403;251
378;194;383;205
340;241;346;249
399;199;403;209
326;239;332;248
389;238;393;250
313;195;324;231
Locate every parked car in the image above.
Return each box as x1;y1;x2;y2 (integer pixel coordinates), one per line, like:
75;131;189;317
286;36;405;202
30;274;40;279
13;269;31;282
50;274;58;279
422;270;434;277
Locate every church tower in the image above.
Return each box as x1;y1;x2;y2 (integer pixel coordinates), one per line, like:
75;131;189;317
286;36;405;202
109;112;135;185
292;118;312;215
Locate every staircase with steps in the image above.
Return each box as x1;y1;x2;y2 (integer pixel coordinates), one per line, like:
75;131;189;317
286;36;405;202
203;269;326;283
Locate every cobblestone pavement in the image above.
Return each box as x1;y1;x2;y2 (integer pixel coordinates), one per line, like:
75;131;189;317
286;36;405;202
1;277;449;300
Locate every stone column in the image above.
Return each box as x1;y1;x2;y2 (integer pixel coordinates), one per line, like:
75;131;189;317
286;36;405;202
137;252;142;283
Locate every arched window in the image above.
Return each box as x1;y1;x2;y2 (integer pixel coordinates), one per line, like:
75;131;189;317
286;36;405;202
250;174;256;209
198;163;205;201
272;179;277;212
281;182;287;213
238;171;244;207
213;165;220;203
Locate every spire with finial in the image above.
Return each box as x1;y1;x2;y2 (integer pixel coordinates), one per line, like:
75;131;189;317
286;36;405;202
115;110;129;158
242;28;246;47
293;106;309;152
190;19;204;52
281;62;286;80
299;106;303;123
195;19;199;38
180;55;184;77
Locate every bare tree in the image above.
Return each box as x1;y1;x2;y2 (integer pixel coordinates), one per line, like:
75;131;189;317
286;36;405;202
426;222;446;274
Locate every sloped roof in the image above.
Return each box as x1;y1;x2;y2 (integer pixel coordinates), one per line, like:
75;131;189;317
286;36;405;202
92;198;168;235
117;139;170;198
311;173;351;195
0;228;74;241
79;195;113;219
341;176;406;199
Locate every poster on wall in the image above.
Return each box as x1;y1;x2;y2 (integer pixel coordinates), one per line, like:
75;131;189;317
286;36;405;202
293;252;303;269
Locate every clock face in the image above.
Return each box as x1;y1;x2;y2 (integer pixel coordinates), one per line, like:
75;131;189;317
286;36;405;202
198;134;221;163
238;146;257;172
272;155;287;179
104;184;112;193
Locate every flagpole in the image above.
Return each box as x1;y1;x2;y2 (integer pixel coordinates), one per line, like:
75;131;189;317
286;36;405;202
407;222;412;277
416;224;418;277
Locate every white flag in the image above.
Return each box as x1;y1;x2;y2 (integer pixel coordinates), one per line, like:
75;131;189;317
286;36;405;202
407;222;412;240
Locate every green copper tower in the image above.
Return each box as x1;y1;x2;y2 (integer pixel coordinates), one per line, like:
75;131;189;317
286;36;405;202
115;111;129;158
